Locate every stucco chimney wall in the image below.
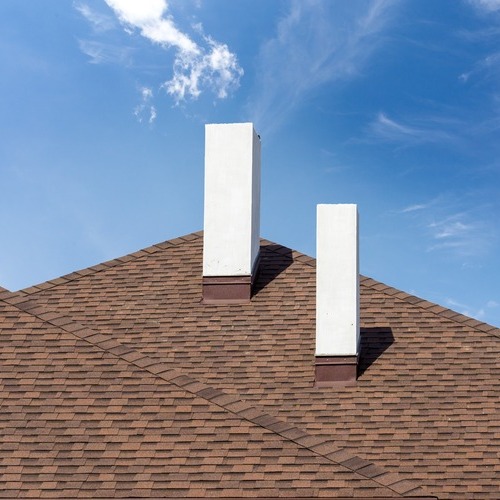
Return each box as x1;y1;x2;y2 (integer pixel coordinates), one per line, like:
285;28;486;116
315;204;360;384
202;123;261;303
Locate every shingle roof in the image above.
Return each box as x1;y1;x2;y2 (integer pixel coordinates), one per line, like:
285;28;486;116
1;231;498;498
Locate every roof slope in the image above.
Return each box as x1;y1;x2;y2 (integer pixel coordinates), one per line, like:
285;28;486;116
0;290;420;498
1;231;499;498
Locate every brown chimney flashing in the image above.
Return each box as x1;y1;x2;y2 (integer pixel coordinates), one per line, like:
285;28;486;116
314;355;358;386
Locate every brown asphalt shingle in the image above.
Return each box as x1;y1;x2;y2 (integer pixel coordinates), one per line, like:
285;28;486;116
0;294;415;498
1;231;498;497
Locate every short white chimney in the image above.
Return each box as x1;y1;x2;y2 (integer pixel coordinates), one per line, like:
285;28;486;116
315;204;360;384
202;123;261;303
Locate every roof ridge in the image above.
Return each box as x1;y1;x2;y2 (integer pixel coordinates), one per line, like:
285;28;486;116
360;276;500;340
18;231;204;297
0;288;428;498
17;231;499;340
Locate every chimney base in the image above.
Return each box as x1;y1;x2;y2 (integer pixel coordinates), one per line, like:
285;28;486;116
202;253;260;304
315;355;358;386
202;275;252;303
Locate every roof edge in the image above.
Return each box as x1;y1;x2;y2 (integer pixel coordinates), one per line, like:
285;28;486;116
17;231;204;296
359;275;500;340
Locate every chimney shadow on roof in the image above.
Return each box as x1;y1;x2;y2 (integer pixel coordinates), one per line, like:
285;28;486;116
252;245;294;296
358;327;394;376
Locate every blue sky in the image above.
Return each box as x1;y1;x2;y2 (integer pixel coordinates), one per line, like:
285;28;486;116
1;0;499;327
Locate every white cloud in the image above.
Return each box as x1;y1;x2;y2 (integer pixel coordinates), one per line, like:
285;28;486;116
141;87;153;100
105;0;198;54
163;34;242;101
247;0;399;135
134;86;157;124
100;0;242;102
105;0;167;26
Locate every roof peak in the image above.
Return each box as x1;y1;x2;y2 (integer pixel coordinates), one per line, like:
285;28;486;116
14;231;500;339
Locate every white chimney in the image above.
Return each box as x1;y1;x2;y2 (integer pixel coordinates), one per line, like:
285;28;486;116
315;204;360;384
202;123;261;303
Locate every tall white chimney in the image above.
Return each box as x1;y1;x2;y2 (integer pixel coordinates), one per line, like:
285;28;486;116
202;123;261;303
315;204;360;384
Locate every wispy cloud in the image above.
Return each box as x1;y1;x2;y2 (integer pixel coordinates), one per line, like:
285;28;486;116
445;297;499;321
74;2;116;32
431;219;473;239
426;212;490;257
247;0;399;136
467;0;500;12
369;112;457;147
76;1;243;104
78;39;133;65
398;193;497;261
459;51;500;84
401;203;430;213
134;86;157;124
458;25;500;42
396;195;444;216
460;1;500;112
457;2;500;163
